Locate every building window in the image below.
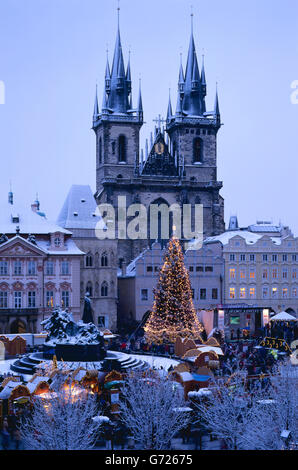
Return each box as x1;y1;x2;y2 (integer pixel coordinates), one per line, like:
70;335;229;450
249;287;255;298
118;135;126;162
86;282;93;297
54;237;61;247
14;291;22;309
14;261;22;276
263;254;268;262
101;253;108;267
141;289;148;301
272;268;278;279
292;287;297;298
27;261;36;275
0;292;8;308
262;286;269;299
112;141;116;155
272;287;278;298
262;269;268;280
240;254;246;262
240;287;246;299
229;254;235;262
240;269;246;280
229;287;235;299
272;254;277;262
61;291;69;308
189;266;194;272
86;254;93;267
249;270;255;280
101;282;108;297
147;266;153;272
282;254;288;262
61;261;69;275
196;266;203;272
292;254;297;262
282;287;288;298
205;266;213;272
200;288;206;300
250;254;255;262
46;291;54;307
191;289;195;299
46;260;54;276
98;316;106;327
0;261;8;275
282;268;288;279
229;268;236;280
28;291;36;308
193;138;203;163
292;269;297;280
212;288;218;300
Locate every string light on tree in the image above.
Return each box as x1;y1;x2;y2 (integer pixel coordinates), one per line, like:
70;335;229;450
144;237;203;344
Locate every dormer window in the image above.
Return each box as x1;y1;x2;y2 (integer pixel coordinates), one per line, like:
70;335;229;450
11;214;20;223
54;237;61;247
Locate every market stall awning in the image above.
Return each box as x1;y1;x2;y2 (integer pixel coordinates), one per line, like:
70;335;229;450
270;312;297;321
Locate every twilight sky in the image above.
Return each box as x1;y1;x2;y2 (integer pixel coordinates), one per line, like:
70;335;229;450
0;0;297;234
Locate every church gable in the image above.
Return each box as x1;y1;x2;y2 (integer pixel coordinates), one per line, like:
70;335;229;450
141;130;178;177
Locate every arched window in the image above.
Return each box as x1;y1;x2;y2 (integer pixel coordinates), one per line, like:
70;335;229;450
193;137;203;163
98;137;102;164
86;281;93;297
101;253;108;267
118;135;126;162
86;253;93;267
101;282;108;297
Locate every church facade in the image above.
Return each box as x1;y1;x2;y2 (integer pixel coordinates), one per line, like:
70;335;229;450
93;18;225;267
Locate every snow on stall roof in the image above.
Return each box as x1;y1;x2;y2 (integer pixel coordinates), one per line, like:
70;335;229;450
0;200;71;235
188;388;212;398
0;381;23;399
196;345;224;356
57;185;106;230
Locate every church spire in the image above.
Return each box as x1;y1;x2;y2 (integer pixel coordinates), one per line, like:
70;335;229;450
167;90;173;121
214;83;220;125
93;84;99;123
137;79;143;121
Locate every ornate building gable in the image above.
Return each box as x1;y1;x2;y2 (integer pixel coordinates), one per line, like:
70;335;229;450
141;130;179;177
0;235;46;258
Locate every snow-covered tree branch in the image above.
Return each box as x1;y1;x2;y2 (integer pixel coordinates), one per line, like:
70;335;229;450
118;370;190;450
19;386;103;450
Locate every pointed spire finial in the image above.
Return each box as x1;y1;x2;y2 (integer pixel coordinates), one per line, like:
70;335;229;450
190;5;194;34
117;0;120;28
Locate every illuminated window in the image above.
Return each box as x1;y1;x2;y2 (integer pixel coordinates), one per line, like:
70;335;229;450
282;288;288;298
240;269;246;279
46;291;54;307
240;287;246;299
249;287;255;298
61;291;69;308
229;287;235;299
272;268;278;279
249;270;255;280
293;269;297;279
272;287;278;298
292;287;297;298
229;268;236;280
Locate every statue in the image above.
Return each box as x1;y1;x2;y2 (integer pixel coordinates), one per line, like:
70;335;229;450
82;293;94;324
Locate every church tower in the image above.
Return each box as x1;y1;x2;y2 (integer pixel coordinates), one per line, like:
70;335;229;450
93;14;143;195
94;12;225;266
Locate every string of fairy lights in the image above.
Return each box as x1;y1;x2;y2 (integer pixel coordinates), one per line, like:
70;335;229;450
144;237;203;344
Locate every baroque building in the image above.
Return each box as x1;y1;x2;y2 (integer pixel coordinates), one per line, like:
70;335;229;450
93;16;225;267
0;194;83;333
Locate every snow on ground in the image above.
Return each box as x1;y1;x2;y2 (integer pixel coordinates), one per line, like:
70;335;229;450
127;353;180;370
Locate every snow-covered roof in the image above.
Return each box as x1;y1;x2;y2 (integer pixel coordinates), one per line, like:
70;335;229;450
0;235;84;257
0;200;71;235
57;185;106;230
196;345;223;356
200;230;283;247
0;381;23;399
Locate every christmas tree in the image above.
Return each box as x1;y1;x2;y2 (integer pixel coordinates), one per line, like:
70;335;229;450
144;237;203;344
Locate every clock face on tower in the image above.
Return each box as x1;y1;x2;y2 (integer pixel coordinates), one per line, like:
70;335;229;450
154;142;164;155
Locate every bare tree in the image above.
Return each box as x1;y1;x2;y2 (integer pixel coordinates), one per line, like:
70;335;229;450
118;370;190;450
242;362;298;450
194;370;259;450
20;386;102;450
